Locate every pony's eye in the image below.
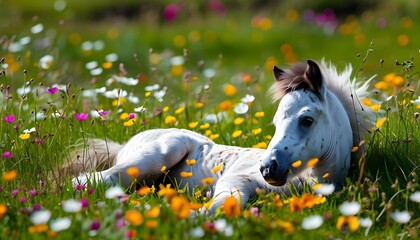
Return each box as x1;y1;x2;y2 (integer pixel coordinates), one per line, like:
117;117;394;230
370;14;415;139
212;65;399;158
300;116;314;127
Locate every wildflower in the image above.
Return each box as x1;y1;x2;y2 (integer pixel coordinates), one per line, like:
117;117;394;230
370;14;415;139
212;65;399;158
224;84;236;97
351;146;359;152
2;170;17;181
157;184;177;202
233;102;249;114
255;111;265;118
375;117;387;129
146;206;160;218
19;133;31;140
81;198;88;208
105;186;125;199
39;55;53;69
170;196;190;219
75;112;89;121
277;220;294;233
160;166;168;173
189;122;198;128
0;204;7;218
125;229;137;238
46;87;59;95
370;104;382;112
28;224;49;233
223;196;241;217
201;177;214;185
358;217;373;228
175;107;185;115
11;189;19;197
180;171;193;178
233;117;244;125
62;199;82;213
219;100;233;111
146;220;158;228
165;115;177;125
28;189;38;197
125;210;143;226
289;193;324;212
339;201;361;216
212;164;223;173
190;227;205;238
291;160;302;168
242;73;252;83
391;210;411;224
306;158;319;167
126;167;140;178
409;191;420;203
195;102;204;109
3;114;15;123
337;216;359;232
2;152;12;158
273;194;284;207
134;106;146;113
232;130;242;138
322;173;330;178
30;210;51;225
137;186;151;195
200;123;210;129
186;159;196;166
302;215;323;230
313;183;335;196
252;128;262;135
252;142;267;149
90;219;101;231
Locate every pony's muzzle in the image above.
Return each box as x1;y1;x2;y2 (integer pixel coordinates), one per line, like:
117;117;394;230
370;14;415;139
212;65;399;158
260;150;289;186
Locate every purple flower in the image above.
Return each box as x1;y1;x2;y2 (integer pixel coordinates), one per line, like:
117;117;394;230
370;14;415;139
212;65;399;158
81;198;88;208
163;4;180;22
75;112;89;121
20;197;27;203
39;180;45;187
90;219;101;230
46;86;59;95
250;207;261;218
75;184;86;191
115;218;125;229
29;189;38;197
32;204;42;211
98;110;108;116
11;189;20;197
2;151;12;158
3;114;15;123
128;113;136;119
88;188;94;195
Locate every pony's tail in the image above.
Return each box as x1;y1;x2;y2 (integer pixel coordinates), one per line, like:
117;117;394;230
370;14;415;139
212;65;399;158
53;139;122;183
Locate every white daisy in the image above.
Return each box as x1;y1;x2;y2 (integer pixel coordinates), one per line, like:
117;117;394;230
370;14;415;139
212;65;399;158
301;215;323;230
338;201;361;216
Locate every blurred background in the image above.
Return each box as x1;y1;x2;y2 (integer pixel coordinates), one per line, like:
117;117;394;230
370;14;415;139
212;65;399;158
0;0;419;85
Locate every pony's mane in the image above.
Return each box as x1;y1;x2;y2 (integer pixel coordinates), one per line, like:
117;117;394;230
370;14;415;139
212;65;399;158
270;60;375;151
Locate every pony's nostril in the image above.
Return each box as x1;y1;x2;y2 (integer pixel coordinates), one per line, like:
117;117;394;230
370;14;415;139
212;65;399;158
269;160;278;173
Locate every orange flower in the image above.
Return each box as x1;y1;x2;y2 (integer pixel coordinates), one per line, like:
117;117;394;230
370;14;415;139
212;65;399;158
242;73;252;83
158;184;177;202
137;186;151;195
126;167;139;178
306;158;319;167
273;194;284;208
125;210;143;226
2;170;17;181
28;224;49;233
170;196;190;219
351;146;359;152
186;159;196;166
211;164;223;173
146;206;160;218
223;196;241;217
180;171;193;178
277;220;295;233
146;220;158;228
201;177;214;185
224;84;237;97
291;160;302;168
219;100;233;111
189;202;203;211
289;193;324;212
195;102;204;109
0;204;7;218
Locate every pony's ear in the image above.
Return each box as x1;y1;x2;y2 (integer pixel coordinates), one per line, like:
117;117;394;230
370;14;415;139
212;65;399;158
273;66;285;81
304;60;326;98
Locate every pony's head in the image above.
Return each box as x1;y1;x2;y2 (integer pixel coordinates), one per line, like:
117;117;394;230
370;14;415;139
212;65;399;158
260;60;354;187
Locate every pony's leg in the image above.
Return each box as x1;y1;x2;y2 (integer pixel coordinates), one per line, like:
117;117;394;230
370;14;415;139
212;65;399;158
80;131;202;187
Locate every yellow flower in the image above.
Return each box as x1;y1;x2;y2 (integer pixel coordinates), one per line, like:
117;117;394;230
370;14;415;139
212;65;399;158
160;166;167;173
123;119;135;127
255;111;265;118
392;76;404;87
188;122;198;128
195;102;204;109
164;116;176;125
273;194;284;208
277;220;295;233
210;134;220;140
351;146;359;152
180;171;193;178
252;142;267;149
145;91;151;97
252;128;262;135
203;198;214;210
222;196;241;217
174;107;185;115
200;123;210;130
157;184;177;202
211;164;223;173
374;81;389;91
232;130;242;138
306;158;319;167
370;104;382;112
19;133;30;140
322;173;330;179
265;135;272;140
336;216;359;232
120;112;129;120
224;84;237;97
376;117;387;129
205;130;212;136
2;170;17;181
125;210;143;226
146;206;160;218
186;159;196;166
383;73;396;82
233;117;245;125
170;196;190;219
102;61;112;69
112;98;126;107
291;160;302;168
126;167;140;178
362;98;373;106
171;65;183;76
201;177;214;185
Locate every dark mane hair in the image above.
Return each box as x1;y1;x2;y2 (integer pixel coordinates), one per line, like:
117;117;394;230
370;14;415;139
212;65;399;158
269;62;320;100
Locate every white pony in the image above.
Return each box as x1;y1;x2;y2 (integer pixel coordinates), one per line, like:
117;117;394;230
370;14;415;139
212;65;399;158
67;60;374;212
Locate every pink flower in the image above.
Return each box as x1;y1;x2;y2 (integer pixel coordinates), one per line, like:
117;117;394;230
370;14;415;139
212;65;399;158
46;86;59;95
128;113;136;119
75;112;89;121
2;151;12;158
81;198;88;208
11;189;19;197
98;110;108;116
28;189;38;197
90;219;101;230
163;4;180;22
3;114;15;123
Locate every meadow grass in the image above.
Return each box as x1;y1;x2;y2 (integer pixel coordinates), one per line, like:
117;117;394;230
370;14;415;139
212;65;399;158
1;9;419;240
